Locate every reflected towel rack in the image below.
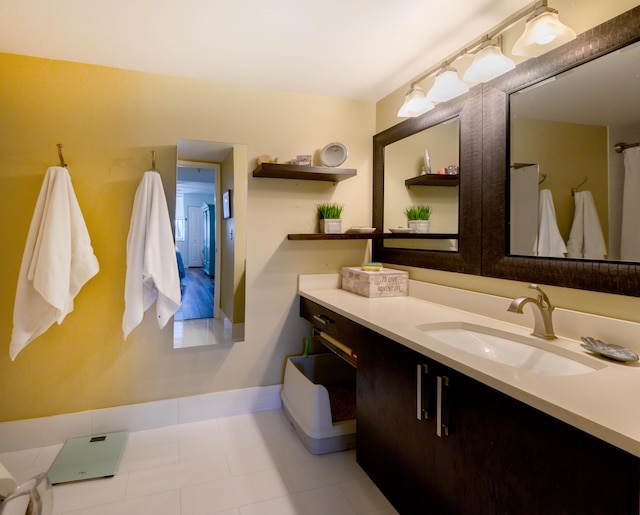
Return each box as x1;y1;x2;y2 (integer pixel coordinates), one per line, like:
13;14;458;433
150;150;157;172
57;143;68;168
571;176;588;196
614;141;640;153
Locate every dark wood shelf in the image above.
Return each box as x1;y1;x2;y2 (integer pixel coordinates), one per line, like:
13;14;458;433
288;233;458;240
382;232;458;239
288;233;378;240
253;163;356;182
405;174;459;187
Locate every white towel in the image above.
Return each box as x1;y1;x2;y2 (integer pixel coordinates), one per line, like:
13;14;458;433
621;147;640;260
567;190;607;259
10;167;99;361
123;171;181;339
534;189;567;258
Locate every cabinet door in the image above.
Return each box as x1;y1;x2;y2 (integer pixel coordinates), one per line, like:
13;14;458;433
357;332;441;513
431;364;640;514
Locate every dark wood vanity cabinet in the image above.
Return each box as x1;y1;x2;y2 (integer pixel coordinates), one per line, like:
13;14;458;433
358;327;640;515
300;298;640;514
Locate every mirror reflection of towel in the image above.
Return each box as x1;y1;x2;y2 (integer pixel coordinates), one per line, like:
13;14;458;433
534;189;567;258
567;191;607;260
10;167;99;360
123;171;181;339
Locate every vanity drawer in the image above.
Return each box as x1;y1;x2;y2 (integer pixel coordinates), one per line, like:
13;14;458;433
300;297;371;360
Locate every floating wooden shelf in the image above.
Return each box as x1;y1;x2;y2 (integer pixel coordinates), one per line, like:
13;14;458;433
288;233;378;240
287;233;458;240
253;163;356;182
405;174;459;187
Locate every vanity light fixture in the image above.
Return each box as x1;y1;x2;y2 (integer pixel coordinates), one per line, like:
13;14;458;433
512;6;576;57
396;0;576;118
426;66;469;103
397;84;434;118
463;37;515;83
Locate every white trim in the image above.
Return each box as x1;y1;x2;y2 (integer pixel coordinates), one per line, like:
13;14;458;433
0;385;282;453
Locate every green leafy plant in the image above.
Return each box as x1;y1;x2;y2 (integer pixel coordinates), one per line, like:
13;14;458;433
404;204;432;220
317;202;344;219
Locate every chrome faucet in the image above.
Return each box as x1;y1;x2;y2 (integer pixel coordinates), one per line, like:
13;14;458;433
508;284;557;340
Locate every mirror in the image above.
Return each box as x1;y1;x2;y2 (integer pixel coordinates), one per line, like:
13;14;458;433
383;117;459;251
373;87;482;274
509;40;640;261
482;5;640;296
174;139;247;348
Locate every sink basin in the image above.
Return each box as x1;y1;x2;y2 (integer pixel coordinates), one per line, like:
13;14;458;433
418;323;603;376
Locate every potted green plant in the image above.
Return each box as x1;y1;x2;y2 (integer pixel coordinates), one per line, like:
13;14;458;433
317;202;344;233
405;204;432;233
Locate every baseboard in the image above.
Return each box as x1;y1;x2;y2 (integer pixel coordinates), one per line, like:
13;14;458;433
0;385;282;453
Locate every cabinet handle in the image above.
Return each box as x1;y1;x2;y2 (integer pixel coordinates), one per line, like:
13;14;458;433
312;314;333;325
436;375;450;437
416;363;429;420
416;364;422;420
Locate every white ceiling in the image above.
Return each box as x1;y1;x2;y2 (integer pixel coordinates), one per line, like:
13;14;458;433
0;0;531;102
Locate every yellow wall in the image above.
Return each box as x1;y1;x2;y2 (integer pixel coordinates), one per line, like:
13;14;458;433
512;118;609;245
375;0;640;322
0;54;374;422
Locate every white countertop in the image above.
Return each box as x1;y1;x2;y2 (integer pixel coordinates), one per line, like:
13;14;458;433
299;274;640;458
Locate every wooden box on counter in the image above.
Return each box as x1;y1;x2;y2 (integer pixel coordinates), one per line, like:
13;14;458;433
341;267;408;298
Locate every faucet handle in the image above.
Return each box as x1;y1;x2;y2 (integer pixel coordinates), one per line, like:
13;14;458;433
528;284;552;309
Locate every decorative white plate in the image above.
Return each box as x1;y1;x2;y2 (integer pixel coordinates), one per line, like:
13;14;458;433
389;227;413;234
580;336;639;362
320;142;348;167
346;227;376;233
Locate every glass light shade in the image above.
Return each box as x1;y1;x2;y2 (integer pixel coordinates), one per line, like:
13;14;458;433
512;11;576;57
463;45;515;83
426;69;469;103
397;85;434;117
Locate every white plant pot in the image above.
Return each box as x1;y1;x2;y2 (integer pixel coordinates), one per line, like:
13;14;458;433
409;220;430;234
320;219;342;234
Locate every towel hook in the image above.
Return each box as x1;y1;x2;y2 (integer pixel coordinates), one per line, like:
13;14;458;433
571;176;588;196
538;173;547;185
151;150;157;172
57;143;67;168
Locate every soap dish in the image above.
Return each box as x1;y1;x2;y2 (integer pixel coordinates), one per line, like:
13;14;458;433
580;336;639;362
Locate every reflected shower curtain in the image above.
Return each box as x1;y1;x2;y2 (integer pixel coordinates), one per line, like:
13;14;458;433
620;147;640;261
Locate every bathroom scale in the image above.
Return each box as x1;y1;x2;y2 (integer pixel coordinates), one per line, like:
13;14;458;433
48;431;128;484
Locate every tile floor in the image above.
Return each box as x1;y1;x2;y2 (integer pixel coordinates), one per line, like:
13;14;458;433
0;409;398;515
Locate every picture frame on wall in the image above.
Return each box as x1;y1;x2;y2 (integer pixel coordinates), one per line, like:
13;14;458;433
222;189;232;219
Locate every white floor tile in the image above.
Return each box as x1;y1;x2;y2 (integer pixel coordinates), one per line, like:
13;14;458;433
291;484;358;515
279;451;367;493
0;447;41;470
57;489;181;515
125;454;229;499
117;441;180;473
53;475;128;514
132;419;221;449
3;409;396;515
181;468;290;515
238;495;309;515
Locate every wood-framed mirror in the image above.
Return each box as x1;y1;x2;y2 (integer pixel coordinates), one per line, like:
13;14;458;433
372;86;482;274
482;6;640;296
